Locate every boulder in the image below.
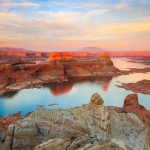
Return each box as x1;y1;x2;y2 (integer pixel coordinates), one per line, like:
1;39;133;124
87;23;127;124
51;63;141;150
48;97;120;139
90;92;104;105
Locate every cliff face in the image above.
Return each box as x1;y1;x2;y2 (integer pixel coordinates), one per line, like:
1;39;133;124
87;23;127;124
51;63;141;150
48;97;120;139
0;63;65;95
64;59;119;78
123;94;150;149
2;93;149;150
0;57;120;95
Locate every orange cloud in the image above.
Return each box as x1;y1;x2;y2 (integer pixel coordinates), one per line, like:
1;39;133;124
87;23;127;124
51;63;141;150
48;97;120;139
89;21;150;36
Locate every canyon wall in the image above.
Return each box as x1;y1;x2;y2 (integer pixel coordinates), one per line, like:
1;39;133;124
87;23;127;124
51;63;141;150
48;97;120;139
0;57;120;95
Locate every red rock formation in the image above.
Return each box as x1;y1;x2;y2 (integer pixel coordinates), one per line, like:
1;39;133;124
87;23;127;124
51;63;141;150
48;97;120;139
118;80;150;94
0;115;23;130
123;94;150;147
123;94;149;123
0;55;120;95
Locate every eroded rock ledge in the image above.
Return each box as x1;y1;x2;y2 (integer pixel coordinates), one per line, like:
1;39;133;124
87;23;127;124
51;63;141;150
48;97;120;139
0;93;150;150
117;80;150;94
0;57;120;96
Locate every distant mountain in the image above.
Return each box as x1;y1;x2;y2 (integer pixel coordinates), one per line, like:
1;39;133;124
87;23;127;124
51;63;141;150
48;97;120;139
0;47;33;52
80;47;105;51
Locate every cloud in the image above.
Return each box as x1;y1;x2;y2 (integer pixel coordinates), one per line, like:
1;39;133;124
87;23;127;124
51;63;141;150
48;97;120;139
0;10;150;42
0;11;86;39
89;21;150;35
115;2;130;10
0;0;150;50
0;0;40;11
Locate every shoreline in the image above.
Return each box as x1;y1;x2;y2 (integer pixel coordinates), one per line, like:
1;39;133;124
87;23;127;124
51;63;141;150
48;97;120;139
0;58;121;96
1;66;150;96
0;75;115;96
117;80;150;94
1;56;150;96
0;93;150;149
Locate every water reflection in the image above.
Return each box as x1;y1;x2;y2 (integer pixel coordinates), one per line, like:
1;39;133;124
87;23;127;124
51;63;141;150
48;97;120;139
101;79;110;92
1;91;18;99
114;72;150;84
48;83;73;96
47;77;112;96
0;58;149;116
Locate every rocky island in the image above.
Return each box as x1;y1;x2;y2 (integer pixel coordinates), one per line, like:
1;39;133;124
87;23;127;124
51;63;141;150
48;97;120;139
0;93;150;150
0;56;120;96
117;80;150;94
1;49;150;96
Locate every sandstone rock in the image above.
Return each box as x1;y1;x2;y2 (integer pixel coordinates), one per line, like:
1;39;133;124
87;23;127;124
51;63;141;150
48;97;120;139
0;57;120;95
0;63;64;95
34;138;71;150
123;93;150;149
0;114;23;149
118;80;150;94
90;92;104;105
1;94;149;150
107;106;124;113
4;100;148;150
34;137;130;150
4;118;41;150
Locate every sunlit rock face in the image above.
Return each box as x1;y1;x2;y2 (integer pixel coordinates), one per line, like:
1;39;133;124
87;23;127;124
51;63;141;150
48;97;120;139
123;94;150;150
3;94;148;150
90;92;104;105
0;55;120;96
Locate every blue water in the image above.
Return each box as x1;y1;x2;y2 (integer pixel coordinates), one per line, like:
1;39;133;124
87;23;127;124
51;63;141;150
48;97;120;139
0;58;150;116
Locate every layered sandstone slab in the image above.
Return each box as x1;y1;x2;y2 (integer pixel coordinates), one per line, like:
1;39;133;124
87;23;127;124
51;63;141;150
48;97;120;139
2;93;149;150
0;57;120;96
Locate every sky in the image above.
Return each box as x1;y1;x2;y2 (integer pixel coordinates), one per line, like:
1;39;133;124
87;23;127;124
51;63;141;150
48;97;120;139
0;0;150;51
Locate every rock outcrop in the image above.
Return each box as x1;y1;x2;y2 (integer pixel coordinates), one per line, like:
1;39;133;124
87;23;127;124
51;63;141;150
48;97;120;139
90;92;104;105
64;58;120;78
123;94;150;150
0;57;120;96
117;80;150;94
34;137;129;150
2;93;149;150
0;113;23;149
0;63;65;95
108;93;150;149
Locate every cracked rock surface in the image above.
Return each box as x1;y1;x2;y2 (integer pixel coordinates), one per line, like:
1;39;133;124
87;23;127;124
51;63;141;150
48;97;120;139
1;93;149;150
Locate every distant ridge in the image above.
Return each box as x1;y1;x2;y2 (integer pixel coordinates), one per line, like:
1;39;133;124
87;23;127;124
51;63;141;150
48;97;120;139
0;47;149;57
0;47;33;52
80;47;105;51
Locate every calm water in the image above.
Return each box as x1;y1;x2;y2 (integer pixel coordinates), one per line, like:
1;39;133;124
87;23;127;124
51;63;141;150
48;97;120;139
0;58;150;116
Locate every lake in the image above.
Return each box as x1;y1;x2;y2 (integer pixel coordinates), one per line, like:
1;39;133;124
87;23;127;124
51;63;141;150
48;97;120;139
0;57;150;116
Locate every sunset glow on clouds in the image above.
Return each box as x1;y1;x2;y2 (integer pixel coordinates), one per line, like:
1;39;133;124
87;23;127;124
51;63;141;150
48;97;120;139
0;0;150;51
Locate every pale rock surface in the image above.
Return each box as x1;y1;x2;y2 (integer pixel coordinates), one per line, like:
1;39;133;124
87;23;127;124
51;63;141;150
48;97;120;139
3;93;149;150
